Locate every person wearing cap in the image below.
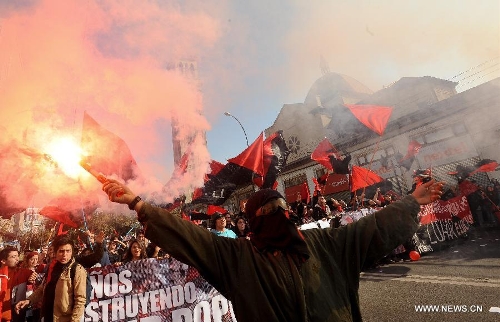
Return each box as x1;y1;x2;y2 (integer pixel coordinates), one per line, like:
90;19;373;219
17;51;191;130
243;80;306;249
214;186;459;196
210;212;237;239
102;178;443;322
408;168;432;194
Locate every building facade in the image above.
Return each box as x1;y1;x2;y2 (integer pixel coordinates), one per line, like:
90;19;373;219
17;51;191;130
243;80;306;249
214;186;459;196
225;72;500;208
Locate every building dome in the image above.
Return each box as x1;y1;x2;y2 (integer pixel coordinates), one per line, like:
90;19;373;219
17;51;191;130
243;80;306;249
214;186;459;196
304;72;373;108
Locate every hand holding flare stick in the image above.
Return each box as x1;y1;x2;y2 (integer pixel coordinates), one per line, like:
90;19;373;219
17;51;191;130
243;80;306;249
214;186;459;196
79;160;124;197
102;179;143;210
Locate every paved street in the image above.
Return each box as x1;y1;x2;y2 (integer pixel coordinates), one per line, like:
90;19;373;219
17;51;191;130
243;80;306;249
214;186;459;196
359;226;500;322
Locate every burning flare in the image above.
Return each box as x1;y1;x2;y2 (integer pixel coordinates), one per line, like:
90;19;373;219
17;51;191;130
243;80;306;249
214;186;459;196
79;160;124;196
45;137;83;178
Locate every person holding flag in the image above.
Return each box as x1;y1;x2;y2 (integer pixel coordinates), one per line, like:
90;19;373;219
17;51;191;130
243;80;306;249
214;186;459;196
102;178;443;322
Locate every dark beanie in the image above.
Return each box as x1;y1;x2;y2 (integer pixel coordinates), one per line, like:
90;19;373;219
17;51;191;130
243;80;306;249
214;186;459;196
245;189;285;219
212;212;225;221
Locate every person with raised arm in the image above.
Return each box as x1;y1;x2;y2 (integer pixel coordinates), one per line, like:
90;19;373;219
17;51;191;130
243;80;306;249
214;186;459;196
102;178;443;322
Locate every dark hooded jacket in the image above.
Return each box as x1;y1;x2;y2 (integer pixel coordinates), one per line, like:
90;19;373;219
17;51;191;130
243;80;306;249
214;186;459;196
137;195;421;322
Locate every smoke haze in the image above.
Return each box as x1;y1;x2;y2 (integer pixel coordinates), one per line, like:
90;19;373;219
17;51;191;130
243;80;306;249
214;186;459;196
0;0;498;211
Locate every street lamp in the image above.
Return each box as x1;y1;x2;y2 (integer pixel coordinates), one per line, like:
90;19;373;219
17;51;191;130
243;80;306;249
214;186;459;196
224;112;249;147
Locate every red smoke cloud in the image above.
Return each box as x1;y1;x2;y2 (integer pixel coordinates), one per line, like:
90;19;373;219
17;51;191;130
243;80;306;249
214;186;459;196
0;0;220;210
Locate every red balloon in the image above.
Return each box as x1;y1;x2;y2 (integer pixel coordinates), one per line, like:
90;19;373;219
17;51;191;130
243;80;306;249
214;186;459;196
409;250;421;261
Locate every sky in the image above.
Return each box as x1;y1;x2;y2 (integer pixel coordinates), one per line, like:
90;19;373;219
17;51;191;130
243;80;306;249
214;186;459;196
0;0;499;208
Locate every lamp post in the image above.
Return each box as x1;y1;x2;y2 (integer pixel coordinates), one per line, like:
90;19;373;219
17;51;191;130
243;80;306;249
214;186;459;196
224;112;249;147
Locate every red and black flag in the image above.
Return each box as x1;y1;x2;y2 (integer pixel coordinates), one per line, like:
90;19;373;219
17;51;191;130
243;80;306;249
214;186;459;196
449;159;499;181
469;159;499;176
253;131;290;189
310;138;350;174
207;205;228;215
312;171;329;196
329;154;351;174
189;210;211;221
192;133;265;205
227;132;265;177
192;160;225;202
396;140;423;171
311;138;339;171
81;111;141;182
205;160;225;181
448;164;476;182
159;196;186;212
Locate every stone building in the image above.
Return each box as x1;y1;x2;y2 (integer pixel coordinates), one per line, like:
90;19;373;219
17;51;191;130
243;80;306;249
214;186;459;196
225;72;500;208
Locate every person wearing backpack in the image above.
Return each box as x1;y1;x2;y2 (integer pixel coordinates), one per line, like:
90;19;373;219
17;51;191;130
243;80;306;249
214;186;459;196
15;236;87;322
69;261;92;307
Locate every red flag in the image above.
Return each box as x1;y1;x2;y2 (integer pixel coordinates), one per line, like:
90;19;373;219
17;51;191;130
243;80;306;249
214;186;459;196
252;176;264;187
194;134;265;205
39;206;79;228
301;182;311;204
401;140;422;161
318;172;329;185
228;133;264;176
397;140;423;170
39;194;99;228
458;180;479;196
207;205;227;215
206;160;225;181
176;148;191;176
181;212;190;221
163;147;192;191
469;160;499;176
312;177;320;192
160;196;185;211
57;223;69;235
254;131;290;189
192;187;203;200
81;111;140;182
350;165;384;192
311;138;339;171
192;160;226;201
345;104;393;136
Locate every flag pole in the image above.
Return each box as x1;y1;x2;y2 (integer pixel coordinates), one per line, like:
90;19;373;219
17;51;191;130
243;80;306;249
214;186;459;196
81;205;93;250
45;222;58;246
361;137;383;204
125;223;140;238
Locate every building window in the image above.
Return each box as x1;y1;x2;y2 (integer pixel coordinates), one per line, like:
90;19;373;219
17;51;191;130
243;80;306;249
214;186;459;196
419;123;466;144
423;127;454;144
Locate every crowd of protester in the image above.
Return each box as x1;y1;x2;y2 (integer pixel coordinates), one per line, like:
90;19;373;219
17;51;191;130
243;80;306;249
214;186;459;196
1;170;498;321
0;227;174;322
